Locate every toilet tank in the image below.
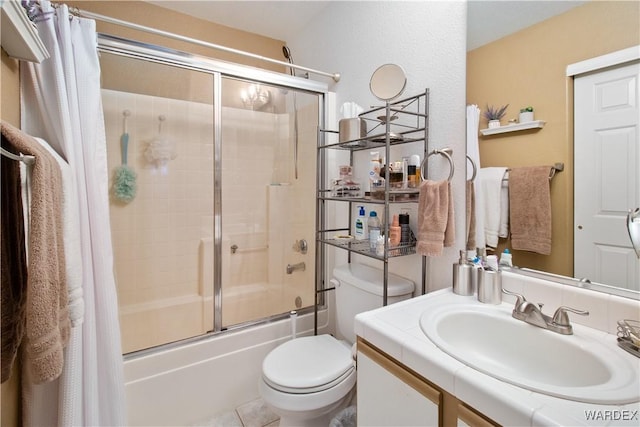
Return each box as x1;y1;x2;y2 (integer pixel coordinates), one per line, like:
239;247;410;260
332;263;414;343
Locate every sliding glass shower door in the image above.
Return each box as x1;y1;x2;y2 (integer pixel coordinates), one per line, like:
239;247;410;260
100;38;323;353
219;78;318;329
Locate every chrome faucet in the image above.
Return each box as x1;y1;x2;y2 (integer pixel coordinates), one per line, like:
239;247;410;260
286;262;306;275
502;289;589;335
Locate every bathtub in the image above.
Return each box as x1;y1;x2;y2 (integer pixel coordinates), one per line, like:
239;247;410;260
124;234;323;425
124;306;329;426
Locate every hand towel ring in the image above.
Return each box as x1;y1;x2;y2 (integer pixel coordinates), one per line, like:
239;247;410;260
420;149;454;182
466;155;477;181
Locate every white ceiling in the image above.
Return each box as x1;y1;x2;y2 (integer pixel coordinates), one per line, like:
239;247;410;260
147;0;585;51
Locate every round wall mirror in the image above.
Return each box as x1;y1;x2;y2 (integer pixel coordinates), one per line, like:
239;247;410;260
369;64;407;101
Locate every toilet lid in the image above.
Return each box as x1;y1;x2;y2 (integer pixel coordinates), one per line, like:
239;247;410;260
262;335;354;393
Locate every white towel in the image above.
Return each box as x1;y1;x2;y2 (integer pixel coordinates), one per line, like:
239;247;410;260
35;138;84;327
477;167;508;248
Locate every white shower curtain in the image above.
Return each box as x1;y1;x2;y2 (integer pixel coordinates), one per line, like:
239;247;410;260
20;2;126;425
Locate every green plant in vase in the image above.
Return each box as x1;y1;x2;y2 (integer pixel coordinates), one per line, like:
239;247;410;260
519;106;534;123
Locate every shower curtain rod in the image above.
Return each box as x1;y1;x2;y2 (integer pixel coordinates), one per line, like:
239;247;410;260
72;7;341;82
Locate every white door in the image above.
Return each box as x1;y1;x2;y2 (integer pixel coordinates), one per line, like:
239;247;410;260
574;60;640;291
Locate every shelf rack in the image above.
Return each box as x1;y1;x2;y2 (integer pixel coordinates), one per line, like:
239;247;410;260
315;89;429;330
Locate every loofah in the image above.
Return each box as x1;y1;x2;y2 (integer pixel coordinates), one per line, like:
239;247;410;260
112;164;137;203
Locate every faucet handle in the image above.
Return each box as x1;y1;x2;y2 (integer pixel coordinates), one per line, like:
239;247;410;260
552;306;589;326
502;288;526;307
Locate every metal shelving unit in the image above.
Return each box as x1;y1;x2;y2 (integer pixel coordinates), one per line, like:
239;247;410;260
314;89;430;332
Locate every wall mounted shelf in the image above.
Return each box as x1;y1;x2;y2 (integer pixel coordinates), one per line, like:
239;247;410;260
480;120;545;136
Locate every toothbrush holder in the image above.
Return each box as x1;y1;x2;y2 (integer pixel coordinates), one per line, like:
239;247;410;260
477;269;502;304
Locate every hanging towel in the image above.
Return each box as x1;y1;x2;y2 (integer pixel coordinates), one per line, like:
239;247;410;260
509;166;553;255
417;180;454;256
477;167;508;248
1;142;29;383
466;180;476;250
499;180;509;239
0;121;70;384
35;137;84;327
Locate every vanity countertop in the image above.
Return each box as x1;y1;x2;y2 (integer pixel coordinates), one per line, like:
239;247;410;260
354;286;640;426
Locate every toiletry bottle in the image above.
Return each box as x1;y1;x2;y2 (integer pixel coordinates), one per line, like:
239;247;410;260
369;151;381;192
389;214;401;255
410;154;421;186
486;254;499;271
368;211;381;251
355;206;367;240
376;236;386;257
401;157;409;189
499;248;513;267
399;212;411;254
453;250;474;296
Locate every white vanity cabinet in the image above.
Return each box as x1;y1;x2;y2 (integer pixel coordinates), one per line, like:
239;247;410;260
357;338;498;427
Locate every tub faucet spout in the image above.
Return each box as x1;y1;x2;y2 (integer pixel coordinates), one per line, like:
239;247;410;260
286;262;306;274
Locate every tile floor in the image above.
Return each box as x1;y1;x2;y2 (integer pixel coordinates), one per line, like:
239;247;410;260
192;398;279;427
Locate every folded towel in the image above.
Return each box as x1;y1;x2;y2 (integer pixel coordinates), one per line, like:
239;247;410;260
1;143;28;383
417;180;454;256
35;137;84;327
509;166;553;255
478;167;508;248
1;121;70;384
466;180;476;250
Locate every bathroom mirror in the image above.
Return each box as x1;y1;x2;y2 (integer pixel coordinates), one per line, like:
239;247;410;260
369;63;407;101
466;1;640;300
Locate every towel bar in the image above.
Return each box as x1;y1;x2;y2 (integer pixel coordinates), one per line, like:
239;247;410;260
502;163;564;182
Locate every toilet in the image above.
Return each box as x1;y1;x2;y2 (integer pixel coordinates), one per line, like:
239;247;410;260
259;263;415;426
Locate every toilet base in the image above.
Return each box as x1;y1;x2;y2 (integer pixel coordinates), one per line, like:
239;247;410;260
274;388;355;427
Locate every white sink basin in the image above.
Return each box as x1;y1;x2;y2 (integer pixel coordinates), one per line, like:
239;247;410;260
420;303;640;404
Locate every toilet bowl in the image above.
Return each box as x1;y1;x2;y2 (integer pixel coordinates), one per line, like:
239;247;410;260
259;335;356;426
259;263;415;426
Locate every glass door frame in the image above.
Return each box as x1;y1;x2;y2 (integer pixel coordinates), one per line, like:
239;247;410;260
98;33;329;341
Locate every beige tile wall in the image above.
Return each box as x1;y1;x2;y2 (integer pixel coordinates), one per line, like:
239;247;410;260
105;88;317;352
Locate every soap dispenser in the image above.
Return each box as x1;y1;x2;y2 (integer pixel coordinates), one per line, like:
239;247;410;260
452;250;475;296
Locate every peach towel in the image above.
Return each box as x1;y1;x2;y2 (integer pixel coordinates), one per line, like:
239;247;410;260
508;166;553;255
417;180;455;256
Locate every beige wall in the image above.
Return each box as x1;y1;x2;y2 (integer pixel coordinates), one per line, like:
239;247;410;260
466;0;639;276
66;1;286;72
0;2;286;424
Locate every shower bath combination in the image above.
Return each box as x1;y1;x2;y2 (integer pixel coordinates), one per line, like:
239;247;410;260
102;34;324;353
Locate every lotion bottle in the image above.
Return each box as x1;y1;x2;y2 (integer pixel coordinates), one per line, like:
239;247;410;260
389;214;401;255
355;206;367;240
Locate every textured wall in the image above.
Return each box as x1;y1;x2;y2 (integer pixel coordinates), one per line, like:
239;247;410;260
289;1;468;291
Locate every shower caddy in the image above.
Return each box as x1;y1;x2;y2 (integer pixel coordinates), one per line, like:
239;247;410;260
315;89;430;331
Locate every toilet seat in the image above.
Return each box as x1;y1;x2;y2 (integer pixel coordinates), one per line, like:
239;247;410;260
262;335;354;394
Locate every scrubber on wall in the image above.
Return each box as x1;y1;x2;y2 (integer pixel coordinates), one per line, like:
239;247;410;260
112;109;137;203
